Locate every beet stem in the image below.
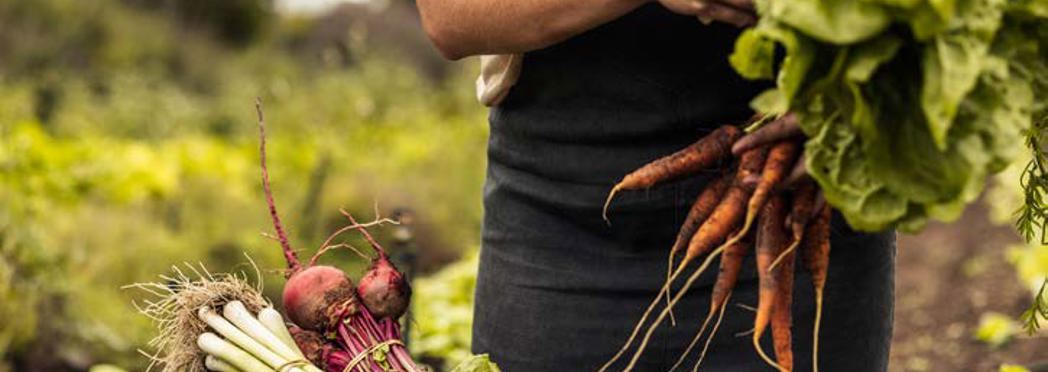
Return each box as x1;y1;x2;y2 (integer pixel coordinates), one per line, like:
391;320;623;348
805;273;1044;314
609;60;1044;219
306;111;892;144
332;299;419;371
340;209;387;256
256;98;301;275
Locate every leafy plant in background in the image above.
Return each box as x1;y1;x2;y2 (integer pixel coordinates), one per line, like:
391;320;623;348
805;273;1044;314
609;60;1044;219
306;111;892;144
1018;279;1048;334
975;312;1021;348
989;162;1048;335
999;364;1032;372
411;252;480;369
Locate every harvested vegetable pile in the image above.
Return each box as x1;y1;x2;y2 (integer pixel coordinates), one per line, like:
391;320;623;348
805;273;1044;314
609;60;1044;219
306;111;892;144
600;1;1047;371
129;101;503;372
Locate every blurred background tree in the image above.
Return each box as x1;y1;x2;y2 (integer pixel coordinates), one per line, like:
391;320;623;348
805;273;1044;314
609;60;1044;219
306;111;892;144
0;0;482;370
0;0;1043;371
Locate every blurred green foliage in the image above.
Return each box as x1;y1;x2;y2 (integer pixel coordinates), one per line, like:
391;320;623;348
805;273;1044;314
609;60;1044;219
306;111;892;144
988;157;1048;340
999;364;1032;372
975;312;1021;348
991;162;1048;307
0;0;486;370
411;251;479;369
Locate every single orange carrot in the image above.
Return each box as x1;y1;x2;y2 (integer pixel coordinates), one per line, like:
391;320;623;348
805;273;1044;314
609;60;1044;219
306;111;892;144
711;237;752;323
801;204;832;372
603;125;741;222
671;174;733;258
749;142;800;225
787;181;818;238
754;195;788;372
801;204;831;293
771;237;796;371
670;236;752;371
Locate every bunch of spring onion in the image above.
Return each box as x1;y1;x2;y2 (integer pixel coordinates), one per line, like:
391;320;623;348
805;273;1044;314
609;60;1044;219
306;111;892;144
128;263;291;372
196;301;321;372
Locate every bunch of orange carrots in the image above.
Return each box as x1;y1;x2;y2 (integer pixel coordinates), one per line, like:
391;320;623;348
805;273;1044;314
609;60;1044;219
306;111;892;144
600;118;832;372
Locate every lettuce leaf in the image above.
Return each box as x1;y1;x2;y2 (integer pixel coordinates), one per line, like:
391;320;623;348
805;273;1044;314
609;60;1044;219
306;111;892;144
764;0;892;44
920;0;1005;149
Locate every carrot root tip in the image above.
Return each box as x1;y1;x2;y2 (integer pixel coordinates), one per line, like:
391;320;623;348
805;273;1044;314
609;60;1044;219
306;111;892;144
670;302;719;372
753;333;787;372
602;185;622;226
813;290;824;372
768;239;799;272
694;297;730;372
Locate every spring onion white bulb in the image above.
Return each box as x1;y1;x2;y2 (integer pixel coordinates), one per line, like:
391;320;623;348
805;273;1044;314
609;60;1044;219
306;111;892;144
204;355;243;372
197;332;270;372
258;307;304;358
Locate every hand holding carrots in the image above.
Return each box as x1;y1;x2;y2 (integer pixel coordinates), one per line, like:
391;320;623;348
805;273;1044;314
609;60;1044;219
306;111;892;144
733;113;812;188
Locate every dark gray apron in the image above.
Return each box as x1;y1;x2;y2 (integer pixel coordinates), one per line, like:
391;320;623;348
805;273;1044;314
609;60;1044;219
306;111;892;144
472;4;895;371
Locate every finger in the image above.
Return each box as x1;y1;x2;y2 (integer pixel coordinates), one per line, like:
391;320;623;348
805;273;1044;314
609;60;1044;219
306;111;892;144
783;151;809;187
696;2;757;27
813;191;826;216
741;173;760;189
662;0;710;16
712;0;755;12
731;113;801;155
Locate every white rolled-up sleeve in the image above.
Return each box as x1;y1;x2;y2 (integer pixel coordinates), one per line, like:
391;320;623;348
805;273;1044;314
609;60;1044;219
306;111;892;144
476;54;523;107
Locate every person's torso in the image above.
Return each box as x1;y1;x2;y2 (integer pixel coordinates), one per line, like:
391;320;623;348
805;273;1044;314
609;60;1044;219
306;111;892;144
486;4;767;233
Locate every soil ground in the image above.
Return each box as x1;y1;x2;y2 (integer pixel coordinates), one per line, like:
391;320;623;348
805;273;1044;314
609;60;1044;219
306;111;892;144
890;204;1047;372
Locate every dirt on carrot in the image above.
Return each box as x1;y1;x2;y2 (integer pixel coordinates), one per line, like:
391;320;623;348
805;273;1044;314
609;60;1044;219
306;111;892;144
770;181;818;271
667;173;733;325
771;236;796;371
679;147;767;266
754;195;789;372
603;125;741;222
671;174;733;257
801;203;832;372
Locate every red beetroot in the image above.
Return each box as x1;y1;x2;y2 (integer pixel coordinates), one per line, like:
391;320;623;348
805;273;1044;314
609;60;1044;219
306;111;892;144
357;253;412;319
289;325;352;372
338;211;412;320
289;325;329;366
283;265;358;330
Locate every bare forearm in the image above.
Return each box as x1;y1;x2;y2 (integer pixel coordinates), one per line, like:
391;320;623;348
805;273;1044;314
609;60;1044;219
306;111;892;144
418;0;648;60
